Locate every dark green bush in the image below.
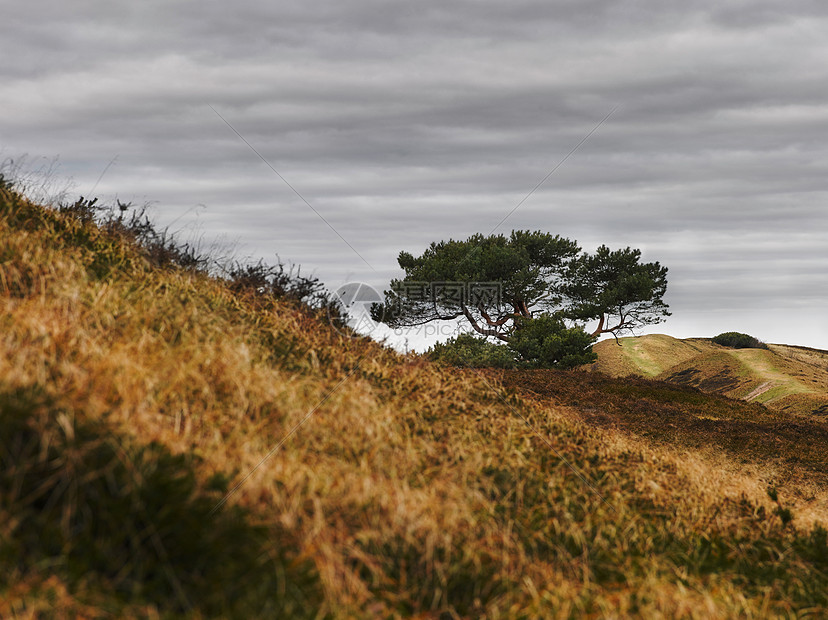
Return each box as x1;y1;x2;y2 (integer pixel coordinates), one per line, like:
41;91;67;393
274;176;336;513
426;333;519;368
508;313;597;369
426;315;598;370
0;385;321;617
712;331;768;349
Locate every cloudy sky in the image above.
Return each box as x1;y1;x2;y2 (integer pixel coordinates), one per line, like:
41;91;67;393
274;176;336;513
4;1;828;350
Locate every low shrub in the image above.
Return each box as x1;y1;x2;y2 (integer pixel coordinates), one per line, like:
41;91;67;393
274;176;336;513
62;197;208;271
426;333;519;368
426;314;598;370
2;178;338;318
712;331;768;349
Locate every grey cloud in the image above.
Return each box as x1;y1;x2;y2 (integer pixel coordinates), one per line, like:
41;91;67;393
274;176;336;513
3;0;827;348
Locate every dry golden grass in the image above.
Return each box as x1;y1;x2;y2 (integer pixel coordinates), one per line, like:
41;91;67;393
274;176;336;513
2;185;827;618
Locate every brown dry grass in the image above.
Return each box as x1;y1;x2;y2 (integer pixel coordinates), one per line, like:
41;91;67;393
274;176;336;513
494;369;828;524
2;185;827;618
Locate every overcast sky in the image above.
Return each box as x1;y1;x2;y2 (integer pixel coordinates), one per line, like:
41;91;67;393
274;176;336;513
4;1;828;350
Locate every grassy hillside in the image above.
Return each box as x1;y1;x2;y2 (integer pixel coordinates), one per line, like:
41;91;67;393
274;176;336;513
590;335;828;417
587;334;715;378
2;182;828;617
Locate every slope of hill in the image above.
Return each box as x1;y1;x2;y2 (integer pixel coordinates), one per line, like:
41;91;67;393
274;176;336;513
589;334;828;417
587;333;716;378
2;182;828;617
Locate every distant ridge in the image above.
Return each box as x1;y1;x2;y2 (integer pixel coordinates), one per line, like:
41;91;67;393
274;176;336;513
588;334;828;417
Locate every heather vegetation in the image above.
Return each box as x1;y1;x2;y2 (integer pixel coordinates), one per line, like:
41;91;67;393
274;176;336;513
2;175;827;617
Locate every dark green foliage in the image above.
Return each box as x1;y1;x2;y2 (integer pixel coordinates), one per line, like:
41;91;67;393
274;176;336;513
561;245;670;337
374;231;580;340
712;332;768;349
508;313;598;369
426;316;597;370
395;230;579;291
0;385;321;617
426;333;519;368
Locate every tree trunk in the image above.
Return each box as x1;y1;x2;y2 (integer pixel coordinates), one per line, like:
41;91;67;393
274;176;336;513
591;314;605;338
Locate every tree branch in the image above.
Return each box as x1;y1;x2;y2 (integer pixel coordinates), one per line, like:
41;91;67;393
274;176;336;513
462;304;509;341
478;303;512;327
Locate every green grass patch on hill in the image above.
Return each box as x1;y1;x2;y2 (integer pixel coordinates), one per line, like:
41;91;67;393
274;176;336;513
590;334;713;378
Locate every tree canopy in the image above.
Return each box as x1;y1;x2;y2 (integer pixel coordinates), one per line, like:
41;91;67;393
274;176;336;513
373;230;579;342
560;245;671;338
